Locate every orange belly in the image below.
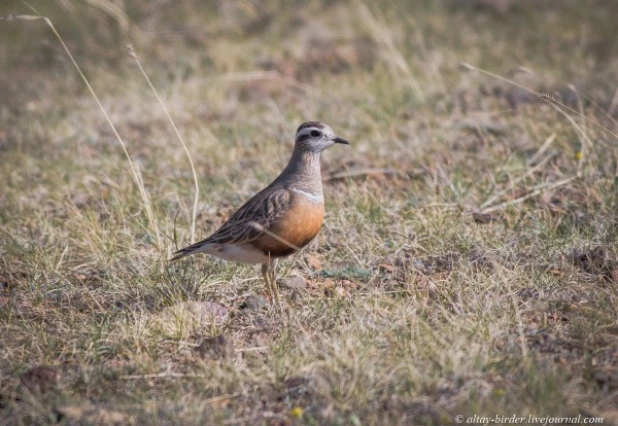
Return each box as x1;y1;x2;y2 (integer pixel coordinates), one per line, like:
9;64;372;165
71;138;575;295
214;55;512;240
251;194;324;258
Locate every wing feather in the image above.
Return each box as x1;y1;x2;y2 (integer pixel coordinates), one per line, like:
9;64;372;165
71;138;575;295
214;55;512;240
170;187;291;260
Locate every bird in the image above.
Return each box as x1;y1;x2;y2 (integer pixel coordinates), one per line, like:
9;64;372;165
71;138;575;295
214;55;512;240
171;121;349;309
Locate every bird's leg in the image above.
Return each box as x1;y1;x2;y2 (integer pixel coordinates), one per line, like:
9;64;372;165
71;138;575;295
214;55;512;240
261;258;282;312
261;263;274;303
270;258;279;283
269;258;282;311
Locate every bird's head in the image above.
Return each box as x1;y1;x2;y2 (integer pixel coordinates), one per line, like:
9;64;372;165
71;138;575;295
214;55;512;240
294;121;349;153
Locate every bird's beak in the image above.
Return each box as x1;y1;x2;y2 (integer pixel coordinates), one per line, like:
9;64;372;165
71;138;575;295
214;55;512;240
333;136;349;145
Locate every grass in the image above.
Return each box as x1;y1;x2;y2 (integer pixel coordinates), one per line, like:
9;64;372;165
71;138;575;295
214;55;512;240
1;0;618;424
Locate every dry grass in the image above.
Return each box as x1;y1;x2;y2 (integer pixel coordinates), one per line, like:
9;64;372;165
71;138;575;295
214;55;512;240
1;0;618;424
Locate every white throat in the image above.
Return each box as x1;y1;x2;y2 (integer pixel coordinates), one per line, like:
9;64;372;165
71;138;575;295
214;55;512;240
290;188;324;204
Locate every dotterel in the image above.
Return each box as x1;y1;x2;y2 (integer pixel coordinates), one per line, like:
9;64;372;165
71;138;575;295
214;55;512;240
171;121;349;309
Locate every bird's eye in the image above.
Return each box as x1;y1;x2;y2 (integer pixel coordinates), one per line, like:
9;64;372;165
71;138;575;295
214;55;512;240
310;130;321;137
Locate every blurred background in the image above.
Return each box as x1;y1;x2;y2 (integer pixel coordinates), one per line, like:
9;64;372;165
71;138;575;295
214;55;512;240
2;0;617;111
2;0;617;196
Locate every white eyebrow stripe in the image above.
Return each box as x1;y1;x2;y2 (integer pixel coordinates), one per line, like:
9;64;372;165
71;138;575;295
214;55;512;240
290;188;324;204
296;127;319;139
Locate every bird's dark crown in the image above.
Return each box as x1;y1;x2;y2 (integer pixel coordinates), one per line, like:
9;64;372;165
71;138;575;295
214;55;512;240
296;121;326;133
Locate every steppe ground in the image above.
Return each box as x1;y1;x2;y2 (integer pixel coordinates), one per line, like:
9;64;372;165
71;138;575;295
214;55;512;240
1;0;618;424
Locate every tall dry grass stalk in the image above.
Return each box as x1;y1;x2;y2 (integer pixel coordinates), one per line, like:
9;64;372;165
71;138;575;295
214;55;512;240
10;3;208;254
8;8;163;251
127;45;200;244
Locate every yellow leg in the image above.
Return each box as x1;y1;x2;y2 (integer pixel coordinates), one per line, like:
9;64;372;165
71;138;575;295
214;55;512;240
261;259;281;312
261;263;274;302
269;258;281;311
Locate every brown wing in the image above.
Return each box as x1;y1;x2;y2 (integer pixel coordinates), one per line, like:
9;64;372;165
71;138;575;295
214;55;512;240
170;187;291;260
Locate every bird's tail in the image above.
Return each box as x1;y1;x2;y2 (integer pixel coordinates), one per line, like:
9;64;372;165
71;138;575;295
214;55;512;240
169;240;209;261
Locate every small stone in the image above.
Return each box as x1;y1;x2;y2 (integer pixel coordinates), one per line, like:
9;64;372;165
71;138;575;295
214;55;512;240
20;366;58;394
305;254;322;270
280;275;306;290
197;334;234;360
473;211;497;224
241;295;268;311
186;301;229;323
